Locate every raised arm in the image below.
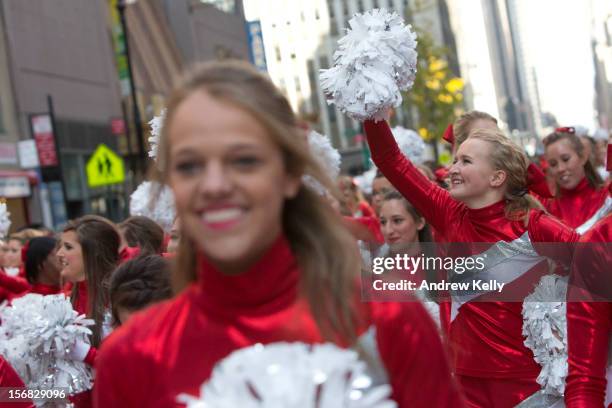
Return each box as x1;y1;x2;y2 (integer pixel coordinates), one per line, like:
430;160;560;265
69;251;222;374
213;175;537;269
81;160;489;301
364;120;460;234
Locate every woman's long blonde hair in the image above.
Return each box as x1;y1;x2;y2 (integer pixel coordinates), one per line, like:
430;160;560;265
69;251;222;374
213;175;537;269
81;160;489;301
468;128;542;220
156;61;362;342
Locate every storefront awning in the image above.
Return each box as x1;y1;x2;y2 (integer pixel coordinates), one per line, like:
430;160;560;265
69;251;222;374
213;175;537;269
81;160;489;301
0;170;39;185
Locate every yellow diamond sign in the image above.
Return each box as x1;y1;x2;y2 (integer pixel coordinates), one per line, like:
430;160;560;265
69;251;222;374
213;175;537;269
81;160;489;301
86;144;125;188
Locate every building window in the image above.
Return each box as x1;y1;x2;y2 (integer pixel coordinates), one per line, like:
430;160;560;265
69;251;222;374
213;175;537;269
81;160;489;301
275;46;281;61
357;0;364;12
199;0;235;13
328;2;335;18
291;53;296;59
374;0;380;8
342;0;349;16
315;9;320;20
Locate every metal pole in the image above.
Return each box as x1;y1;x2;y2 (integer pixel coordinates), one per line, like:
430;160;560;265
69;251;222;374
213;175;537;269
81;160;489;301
117;0;145;177
47;94;69;222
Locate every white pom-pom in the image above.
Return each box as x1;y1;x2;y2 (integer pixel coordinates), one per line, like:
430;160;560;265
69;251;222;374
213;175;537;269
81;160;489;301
0;202;11;238
178;342;397;408
0;294;95;395
148;109;166;161
129;181;176;231
320;9;418;121
391;127;426;164
522;275;568;396
303;130;341;194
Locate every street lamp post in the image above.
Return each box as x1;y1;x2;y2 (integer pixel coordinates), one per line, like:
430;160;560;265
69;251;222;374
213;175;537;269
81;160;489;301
116;0;146;177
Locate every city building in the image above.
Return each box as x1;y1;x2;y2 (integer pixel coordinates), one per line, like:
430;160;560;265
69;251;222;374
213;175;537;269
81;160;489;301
0;0;125;227
244;0;458;172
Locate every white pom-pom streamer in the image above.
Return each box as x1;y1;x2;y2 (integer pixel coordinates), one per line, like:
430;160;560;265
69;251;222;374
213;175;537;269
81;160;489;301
0;202;11;238
320;9;418;121
129;181;176;231
178;342;397;408
522;275;568;397
148;109;166;161
0;294;94;395
303;130;341;195
391;127;426;165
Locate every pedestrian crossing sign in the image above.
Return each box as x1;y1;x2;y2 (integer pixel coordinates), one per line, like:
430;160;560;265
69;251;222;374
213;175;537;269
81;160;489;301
86;144;125;188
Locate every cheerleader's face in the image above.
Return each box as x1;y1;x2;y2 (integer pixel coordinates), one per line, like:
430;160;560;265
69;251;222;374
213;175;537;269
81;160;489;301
57;231;85;282
449;139;505;206
5;239;23;268
372;177;393;214
545;138;587;190
167;90;300;274
379;199;424;244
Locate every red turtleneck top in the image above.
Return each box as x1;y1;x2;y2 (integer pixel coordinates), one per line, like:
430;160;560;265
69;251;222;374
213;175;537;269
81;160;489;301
364;120;579;405
542;178;609;229
565;212;612;407
93;235;463;407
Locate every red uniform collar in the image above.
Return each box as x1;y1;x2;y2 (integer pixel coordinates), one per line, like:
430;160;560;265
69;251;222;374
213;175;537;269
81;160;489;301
559;177;591;197
196;234;299;317
467;199;506;222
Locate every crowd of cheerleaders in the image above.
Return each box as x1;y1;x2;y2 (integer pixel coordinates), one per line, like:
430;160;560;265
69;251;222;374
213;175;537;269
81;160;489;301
0;63;612;407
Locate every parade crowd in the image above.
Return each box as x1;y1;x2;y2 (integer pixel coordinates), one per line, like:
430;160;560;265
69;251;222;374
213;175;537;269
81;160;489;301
1;9;612;408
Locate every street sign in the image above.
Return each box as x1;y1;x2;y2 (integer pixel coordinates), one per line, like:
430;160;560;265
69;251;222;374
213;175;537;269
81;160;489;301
86;144;125;188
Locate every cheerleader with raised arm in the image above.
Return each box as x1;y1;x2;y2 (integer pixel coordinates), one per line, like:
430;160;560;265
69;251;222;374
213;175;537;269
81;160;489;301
364;118;579;407
93;60;463;408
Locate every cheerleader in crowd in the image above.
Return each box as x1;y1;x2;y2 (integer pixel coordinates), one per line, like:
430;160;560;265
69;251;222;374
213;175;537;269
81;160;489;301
443;110;499;151
20;236;61;296
542;127;610;232
118;215;166;255
378;190;431;286
565;141;612;407
94;60;463;407
0;234;57;301
371;170;394;214
338;175;377;218
364;117;579;407
109;254;172;327
3;234;25;277
57;215;120;362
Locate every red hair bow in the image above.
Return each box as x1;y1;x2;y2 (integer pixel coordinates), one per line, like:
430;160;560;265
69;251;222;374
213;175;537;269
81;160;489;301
442;124;455;147
555;126;575;134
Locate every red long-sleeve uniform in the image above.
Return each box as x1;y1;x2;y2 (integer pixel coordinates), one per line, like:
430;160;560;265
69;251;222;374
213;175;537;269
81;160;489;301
364;120;579;407
540;178;609;229
565;212;612;407
93;235;463;407
0;356;34;408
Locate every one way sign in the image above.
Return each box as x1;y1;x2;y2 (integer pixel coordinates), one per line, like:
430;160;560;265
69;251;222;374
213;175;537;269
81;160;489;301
86;144;125;188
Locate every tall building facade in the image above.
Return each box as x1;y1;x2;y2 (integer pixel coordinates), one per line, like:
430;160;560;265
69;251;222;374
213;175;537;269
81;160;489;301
161;0;250;64
0;0;125;226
